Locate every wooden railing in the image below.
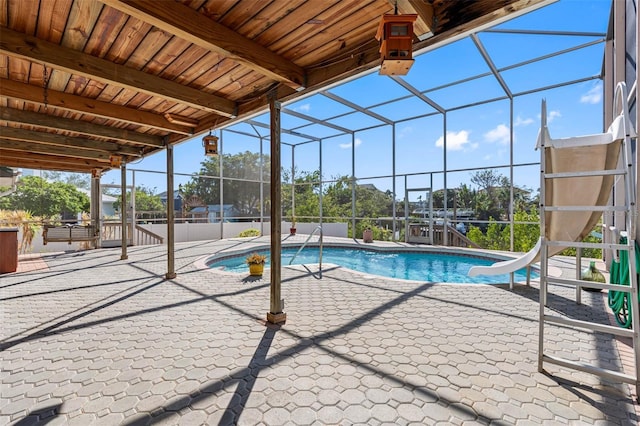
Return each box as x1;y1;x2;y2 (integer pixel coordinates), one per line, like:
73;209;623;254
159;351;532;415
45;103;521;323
100;221;164;247
407;223;481;248
101;221;132;247
134;225;163;245
432;225;481;248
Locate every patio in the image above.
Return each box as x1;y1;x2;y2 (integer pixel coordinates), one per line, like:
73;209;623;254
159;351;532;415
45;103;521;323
1;238;637;425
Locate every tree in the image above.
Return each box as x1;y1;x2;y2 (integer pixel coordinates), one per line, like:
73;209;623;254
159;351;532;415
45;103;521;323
183;151;270;217
0;176;89;218
113;186;164;212
456;184;475;209
467;208;540;252
470;170;504;193
283;170;322;220
43;171;90;190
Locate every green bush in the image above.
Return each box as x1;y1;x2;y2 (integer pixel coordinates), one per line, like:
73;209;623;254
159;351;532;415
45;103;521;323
351;219;393;241
238;228;260;238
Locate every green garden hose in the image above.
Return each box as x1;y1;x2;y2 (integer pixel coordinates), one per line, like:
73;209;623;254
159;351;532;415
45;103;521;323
607;239;640;329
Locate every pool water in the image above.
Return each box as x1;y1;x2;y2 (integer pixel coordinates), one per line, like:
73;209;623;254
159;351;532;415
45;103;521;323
208;247;536;284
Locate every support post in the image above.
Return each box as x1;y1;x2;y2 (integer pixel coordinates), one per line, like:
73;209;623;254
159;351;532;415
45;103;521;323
91;172;101;248
90;170;101;248
166;143;176;279
120;163;128;260
268;94;286;324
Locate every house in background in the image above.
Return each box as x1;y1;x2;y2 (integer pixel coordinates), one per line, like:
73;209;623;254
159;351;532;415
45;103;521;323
0;167;21;194
187;205;237;223
77;188;117;217
158;190;183;215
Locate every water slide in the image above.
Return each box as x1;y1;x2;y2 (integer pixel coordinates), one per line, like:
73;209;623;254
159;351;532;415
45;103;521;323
469;97;632;277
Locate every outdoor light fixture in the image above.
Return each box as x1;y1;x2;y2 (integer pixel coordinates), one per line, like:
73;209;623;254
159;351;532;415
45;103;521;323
203;133;219;156
375;13;417;76
109;155;122;168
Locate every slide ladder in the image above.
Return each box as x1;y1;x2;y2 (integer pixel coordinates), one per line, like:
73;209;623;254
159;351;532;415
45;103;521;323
538;82;639;401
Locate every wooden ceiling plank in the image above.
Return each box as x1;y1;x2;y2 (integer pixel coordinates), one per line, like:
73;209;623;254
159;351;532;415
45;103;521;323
0;126;142;156
0;78;192;134
0;107;164;147
84;5;130;58
103;20;155;71
250;0;339;49
0;138;111;160
217;0;271;30
36;0;74;43
7;0;39;35
235;0;308;41
265;0;377;56
0;54;7;80
47;0;104;93
156;44;211;84
100;0;306;90
0;26;238;117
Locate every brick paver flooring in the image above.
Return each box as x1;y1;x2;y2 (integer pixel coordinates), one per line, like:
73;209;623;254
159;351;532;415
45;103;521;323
1;237;637;425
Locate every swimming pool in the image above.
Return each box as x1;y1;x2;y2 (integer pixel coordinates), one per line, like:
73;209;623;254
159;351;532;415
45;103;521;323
207;246;537;284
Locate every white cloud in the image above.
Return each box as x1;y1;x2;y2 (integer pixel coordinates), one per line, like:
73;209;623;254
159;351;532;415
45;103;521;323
339;137;362;149
435;130;472;151
398;125;413;138
483;148;506;161
514;115;534;126
484;124;510;145
295;103;311;112
580;82;602;104
548;110;561;123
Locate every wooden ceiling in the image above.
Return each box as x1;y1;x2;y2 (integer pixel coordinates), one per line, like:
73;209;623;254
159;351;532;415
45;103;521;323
0;0;549;174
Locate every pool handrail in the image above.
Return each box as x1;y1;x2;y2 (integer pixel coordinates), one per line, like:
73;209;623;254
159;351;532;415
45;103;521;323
289;225;323;276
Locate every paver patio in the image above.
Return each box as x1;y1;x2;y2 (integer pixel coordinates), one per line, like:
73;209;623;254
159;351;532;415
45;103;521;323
1;236;637;425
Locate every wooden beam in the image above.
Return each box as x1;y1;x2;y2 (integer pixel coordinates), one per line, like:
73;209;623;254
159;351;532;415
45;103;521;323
0;149;107;172
100;0;306;90
0;138;112;161
0;127;142;156
388;0;436;40
0;107;164;147
0;26;237;117
397;0;435;39
0;79;193;135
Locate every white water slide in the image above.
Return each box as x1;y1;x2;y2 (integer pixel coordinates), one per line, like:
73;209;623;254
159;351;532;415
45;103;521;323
469;89;634;278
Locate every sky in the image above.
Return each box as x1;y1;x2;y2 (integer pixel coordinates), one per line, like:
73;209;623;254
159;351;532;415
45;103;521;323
100;0;611;201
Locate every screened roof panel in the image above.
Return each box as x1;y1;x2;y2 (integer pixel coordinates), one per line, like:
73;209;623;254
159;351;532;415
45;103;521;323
284;96;354;120
369;96;440;122
291;123;345;139
327;111;389;131
327;72;415;109
502;44;604;95
403;37;492;92
223;122;267;138
424;75;508;110
279;131;317;146
478;32;605;70
494;0;610;33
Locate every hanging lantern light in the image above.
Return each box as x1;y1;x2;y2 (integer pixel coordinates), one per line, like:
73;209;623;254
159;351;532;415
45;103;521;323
375;13;417;76
109;155;122;168
203;132;218;156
